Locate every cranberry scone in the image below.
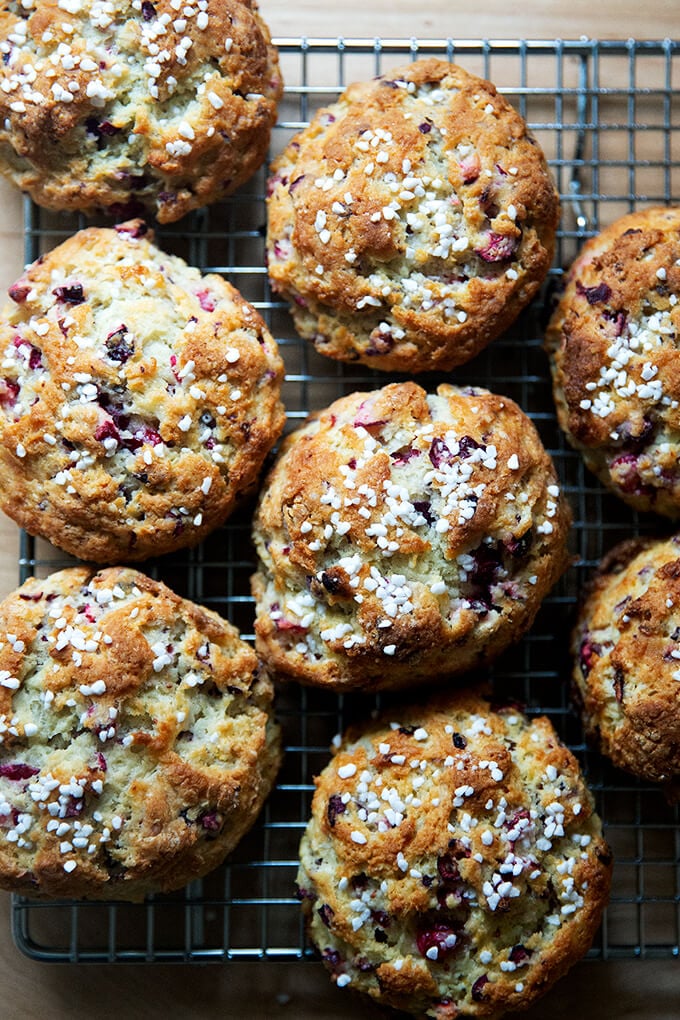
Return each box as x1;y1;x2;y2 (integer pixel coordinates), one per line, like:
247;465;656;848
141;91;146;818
297;691;612;1019
0;220;284;562
573;535;680;785
546;206;680;516
252;382;571;692
0;566;281;900
0;0;282;222
267;58;559;373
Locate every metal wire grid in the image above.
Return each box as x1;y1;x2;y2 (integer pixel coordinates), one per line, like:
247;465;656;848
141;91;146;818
9;37;680;964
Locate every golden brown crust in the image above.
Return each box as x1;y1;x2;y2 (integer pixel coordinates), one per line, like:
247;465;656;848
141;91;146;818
297;690;612;1018
251;382;571;692
0;0;282;222
0;220;284;563
267;58;559;373
546;206;680;516
572;535;680;784
0;566;281;901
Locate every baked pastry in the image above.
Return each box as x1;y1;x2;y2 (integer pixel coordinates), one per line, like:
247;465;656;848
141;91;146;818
0;565;281;901
0;220;284;563
573;535;680;784
546;206;680;517
297;690;612;1019
251;382;571;692
267;57;559;374
0;0;282;223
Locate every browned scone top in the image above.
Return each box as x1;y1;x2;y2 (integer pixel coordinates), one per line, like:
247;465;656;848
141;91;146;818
0;221;284;563
0;566;281;901
546;206;680;517
573;535;680;785
297;690;612;1019
267;58;559;374
251;382;571;692
0;0;282;222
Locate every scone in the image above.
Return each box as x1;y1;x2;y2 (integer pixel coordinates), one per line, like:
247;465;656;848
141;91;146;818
251;382;571;692
267;58;559;373
546;206;680;516
297;690;612;1019
0;566;281;901
0;220;284;563
0;0;282;223
572;535;680;784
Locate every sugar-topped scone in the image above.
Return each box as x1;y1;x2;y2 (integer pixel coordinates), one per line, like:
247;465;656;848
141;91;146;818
573;535;680;785
0;0;282;222
0;566;281;900
0;221;284;562
297;690;612;1018
252;382;571;692
267;58;559;373
546;206;680;516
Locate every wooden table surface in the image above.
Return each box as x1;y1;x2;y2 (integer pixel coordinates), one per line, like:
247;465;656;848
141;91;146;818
0;2;679;1018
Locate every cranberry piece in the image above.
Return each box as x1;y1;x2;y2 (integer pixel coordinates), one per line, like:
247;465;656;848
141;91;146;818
390;446;421;464
196;289;216;312
475;232;518;263
0;378;20;407
115;221;148;239
94;419;120;444
371;909;390;928
318;903;334;928
416;921;461;960
366;330;395;356
458;435;483;459
610;453;642;494
418;121;432;133
579;637;601;678
327;794;346;827
353;400;387;429
603;307;627;336
576;280;611;305
28;347;42;370
509;944;531;965
374;928;388;943
429;437;453;468
505;530;532;558
413;499;434;525
452;732;467;749
322;947;341;967
319;572;342;594
274;618;307;634
619;416;654;453
94;752;107;772
459;154;481;183
0;764;39;780
8;283;30;304
437;853;461;885
289;174;306;192
199;811;221;831
471;975;489;1001
125;425;162;451
141;1;156;19
105;326;134;363
52;283;85;305
63;797;84;818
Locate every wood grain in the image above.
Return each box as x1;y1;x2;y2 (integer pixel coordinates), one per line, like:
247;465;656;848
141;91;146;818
0;3;678;1016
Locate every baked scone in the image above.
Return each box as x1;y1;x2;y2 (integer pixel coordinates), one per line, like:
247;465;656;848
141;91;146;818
0;0;282;223
297;690;612;1019
0;220;284;563
546;206;680;516
0;565;281;901
572;535;680;784
251;382;571;692
267;58;559;374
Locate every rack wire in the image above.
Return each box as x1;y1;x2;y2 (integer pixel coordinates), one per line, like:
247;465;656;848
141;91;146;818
10;37;680;964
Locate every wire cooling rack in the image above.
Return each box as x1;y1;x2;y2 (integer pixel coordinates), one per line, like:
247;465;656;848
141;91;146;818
10;37;680;964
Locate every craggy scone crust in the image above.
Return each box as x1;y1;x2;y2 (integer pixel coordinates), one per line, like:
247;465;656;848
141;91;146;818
267;58;559;373
297;691;612;1019
0;566;281;901
0;0;282;223
546;206;680;516
252;382;571;692
573;535;680;784
0;220;284;563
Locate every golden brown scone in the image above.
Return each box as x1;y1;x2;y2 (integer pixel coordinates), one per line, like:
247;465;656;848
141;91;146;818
0;0;282;223
0;566;281;901
572;535;680;785
251;382;571;692
297;690;612;1019
267;58;559;373
0;220;284;563
546;206;680;516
